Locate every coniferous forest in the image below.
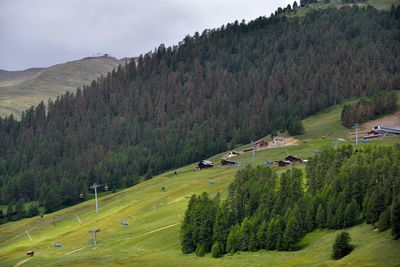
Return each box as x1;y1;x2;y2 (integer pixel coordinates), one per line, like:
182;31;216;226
1;5;400;221
341;91;398;128
180;144;400;257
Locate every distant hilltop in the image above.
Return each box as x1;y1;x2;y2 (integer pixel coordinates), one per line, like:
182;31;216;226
0;56;127;118
82;53;114;61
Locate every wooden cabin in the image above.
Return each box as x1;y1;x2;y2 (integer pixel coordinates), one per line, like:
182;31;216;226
277;160;292;167
227;151;241;158
285;155;303;163
198;160;214;170
220;158;237;166
253;140;269;148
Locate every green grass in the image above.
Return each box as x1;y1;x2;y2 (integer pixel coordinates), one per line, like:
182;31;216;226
1;102;399;266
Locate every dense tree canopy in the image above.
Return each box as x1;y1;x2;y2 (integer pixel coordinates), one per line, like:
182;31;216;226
0;5;400;220
341;92;398;127
181;144;400;257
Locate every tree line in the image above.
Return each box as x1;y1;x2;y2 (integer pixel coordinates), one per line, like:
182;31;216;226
180;144;400;257
341;91;398;127
0;5;399;222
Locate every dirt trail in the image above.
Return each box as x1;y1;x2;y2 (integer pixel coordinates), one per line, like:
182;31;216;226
136;223;180;237
64;247;85;255
13;257;32;267
362;112;400;130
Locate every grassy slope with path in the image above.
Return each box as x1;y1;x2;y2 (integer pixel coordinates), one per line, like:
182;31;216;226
0;103;399;267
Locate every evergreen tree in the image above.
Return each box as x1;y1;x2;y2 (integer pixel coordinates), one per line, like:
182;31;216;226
211;241;224;258
240;217;252;251
6;203;14;220
0;209;4;223
391;196;400;239
266;219;277;250
275;216;286;251
316;204;326;229
332;232;353;260
27;203;40;218
226;224;241;253
181;195;197;254
249;232;258;252
281;217;300;251
195;243;205;257
44;187;60;214
287;117;304;136
14;200;25;220
257;221;268;249
377;208;391;232
305;200;315;232
343;199;359;228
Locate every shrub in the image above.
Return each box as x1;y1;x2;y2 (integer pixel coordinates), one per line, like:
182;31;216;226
211;241;224;258
332;231;353;260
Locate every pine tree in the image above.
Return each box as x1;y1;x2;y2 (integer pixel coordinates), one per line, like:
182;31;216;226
326;198;337;229
332;232;353;260
391;196;400;239
44;187;61;214
0;209;4;223
14;200;25;220
316;204;326;229
181;195;197;254
27;203;40;218
211;241;224;258
248;232;258;252
343;199;359;228
195;243;205;257
377;208;391;232
266;219;277;250
335;198;345;229
305;201;315;232
275;216;286;251
257;221;268;249
287;117;304;136
226;224;241;254
281;217;300;251
6;203;14;220
240;217;252;251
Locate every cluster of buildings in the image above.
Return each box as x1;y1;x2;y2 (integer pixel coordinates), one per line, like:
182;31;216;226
349;125;400;141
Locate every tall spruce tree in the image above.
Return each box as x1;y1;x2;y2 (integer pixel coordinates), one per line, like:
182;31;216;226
391;196;400;239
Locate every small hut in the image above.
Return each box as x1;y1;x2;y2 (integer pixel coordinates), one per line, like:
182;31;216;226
284;155;303;163
198;160;214;170
277;160;291;167
226;151;241;158
220;158;237;166
253;140;269;149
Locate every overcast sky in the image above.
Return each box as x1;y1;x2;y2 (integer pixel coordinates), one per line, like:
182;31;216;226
0;0;292;71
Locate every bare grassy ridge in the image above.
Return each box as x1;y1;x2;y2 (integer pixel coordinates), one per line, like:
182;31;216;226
0;57;124;118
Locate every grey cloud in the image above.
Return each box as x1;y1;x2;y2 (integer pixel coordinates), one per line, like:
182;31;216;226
0;0;292;70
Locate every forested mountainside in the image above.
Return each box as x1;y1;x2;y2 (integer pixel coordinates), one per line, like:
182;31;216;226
0;5;399;215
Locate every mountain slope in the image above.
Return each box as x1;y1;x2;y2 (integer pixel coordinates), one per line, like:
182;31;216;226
0;116;399;266
0;56;124;118
0;4;399;215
